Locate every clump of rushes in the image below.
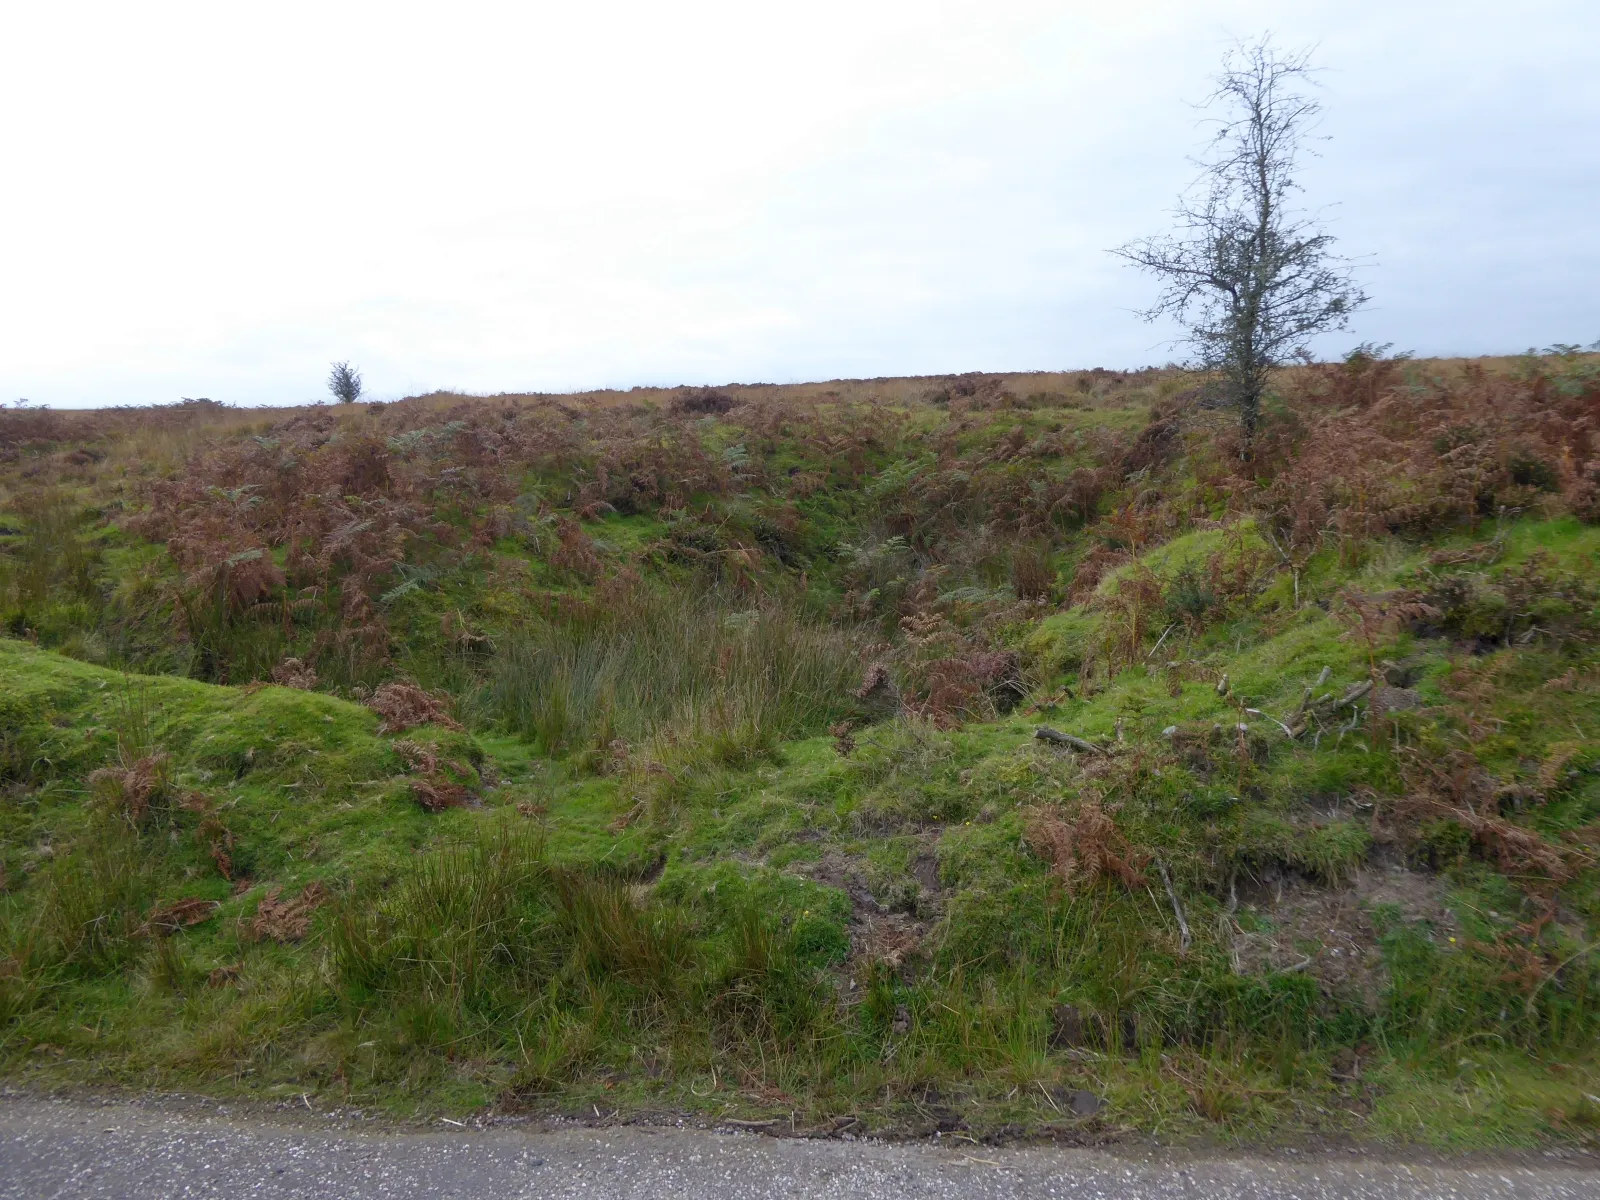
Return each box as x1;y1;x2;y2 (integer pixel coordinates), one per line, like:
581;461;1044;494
484;585;863;770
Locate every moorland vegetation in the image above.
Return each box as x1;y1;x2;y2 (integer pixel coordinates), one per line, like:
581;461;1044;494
2;349;1600;1145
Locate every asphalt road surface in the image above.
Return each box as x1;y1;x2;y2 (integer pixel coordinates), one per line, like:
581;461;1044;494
2;1096;1598;1200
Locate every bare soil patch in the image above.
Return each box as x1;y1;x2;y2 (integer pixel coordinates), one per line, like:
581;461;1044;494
1231;857;1457;1002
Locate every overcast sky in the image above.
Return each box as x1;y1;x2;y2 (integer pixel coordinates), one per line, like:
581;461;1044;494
2;0;1596;408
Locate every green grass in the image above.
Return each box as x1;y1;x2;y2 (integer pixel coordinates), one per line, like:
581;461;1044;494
8;560;1597;1143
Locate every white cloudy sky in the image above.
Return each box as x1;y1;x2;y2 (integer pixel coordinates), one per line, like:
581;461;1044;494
1;0;1596;407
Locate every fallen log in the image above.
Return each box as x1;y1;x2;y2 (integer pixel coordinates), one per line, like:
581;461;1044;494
1335;680;1372;709
1034;727;1108;755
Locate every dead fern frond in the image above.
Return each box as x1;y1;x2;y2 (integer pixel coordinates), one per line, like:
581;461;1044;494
1025;800;1148;893
366;682;461;734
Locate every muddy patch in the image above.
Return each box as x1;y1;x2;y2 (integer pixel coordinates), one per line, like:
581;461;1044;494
791;847;942;970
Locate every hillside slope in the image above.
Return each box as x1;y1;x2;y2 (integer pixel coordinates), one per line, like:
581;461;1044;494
2;355;1599;1144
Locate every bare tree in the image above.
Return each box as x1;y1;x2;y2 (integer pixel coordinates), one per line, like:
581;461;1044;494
1114;37;1367;454
328;361;364;405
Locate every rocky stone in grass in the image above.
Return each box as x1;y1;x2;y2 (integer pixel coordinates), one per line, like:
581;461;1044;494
1049;1004;1109;1050
1069;1089;1105;1117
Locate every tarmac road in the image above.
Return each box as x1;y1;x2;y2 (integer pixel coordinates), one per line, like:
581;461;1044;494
2;1095;1598;1200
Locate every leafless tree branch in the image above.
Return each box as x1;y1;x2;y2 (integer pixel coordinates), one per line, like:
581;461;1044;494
1112;36;1367;454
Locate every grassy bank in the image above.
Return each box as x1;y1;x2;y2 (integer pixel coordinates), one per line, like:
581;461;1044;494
2;357;1599;1146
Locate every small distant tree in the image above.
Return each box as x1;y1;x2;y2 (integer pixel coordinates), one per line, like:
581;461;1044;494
328;361;364;405
1113;36;1367;455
